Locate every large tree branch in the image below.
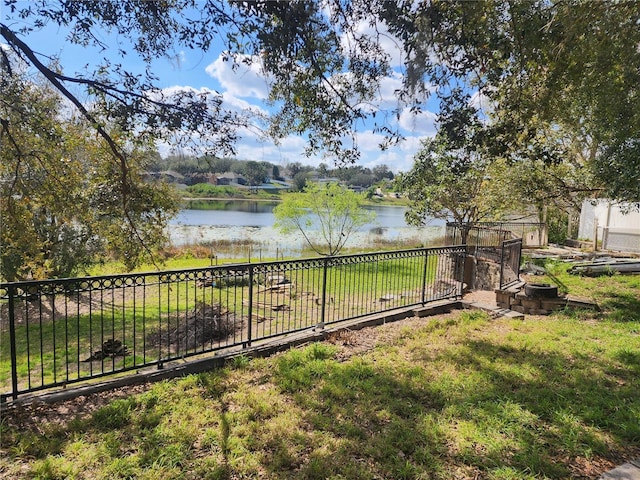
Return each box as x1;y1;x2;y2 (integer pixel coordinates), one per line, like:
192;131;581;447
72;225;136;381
1;23;167;270
1;23;130;191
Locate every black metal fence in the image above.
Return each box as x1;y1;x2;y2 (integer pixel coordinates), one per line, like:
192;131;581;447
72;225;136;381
446;223;525;290
445;223;512;249
446;222;547;248
0;246;466;401
499;238;523;289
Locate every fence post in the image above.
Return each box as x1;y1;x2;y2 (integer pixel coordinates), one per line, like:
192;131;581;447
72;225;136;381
499;241;506;289
515;239;523;285
318;257;329;330
246;266;254;347
421;248;429;304
7;285;19;401
457;248;467;297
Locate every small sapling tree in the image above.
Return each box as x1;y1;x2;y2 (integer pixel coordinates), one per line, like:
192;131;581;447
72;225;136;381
273;182;374;256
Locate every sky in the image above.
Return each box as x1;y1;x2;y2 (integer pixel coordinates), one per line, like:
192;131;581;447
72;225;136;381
3;3;443;173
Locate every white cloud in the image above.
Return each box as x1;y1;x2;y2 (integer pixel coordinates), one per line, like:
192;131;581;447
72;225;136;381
205;54;270;100
340;17;405;68
376;73;405;108
343;129;429;173
230;128;320;166
398;108;438;136
365;139;422;173
469;89;495;118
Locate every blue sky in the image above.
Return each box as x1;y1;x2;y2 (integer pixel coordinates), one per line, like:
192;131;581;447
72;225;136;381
3;4;447;173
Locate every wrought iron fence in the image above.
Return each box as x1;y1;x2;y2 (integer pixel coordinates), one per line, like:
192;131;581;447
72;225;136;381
0;246;466;401
446;223;525;290
446;222;547;248
499;238;523;289
445;223;512;248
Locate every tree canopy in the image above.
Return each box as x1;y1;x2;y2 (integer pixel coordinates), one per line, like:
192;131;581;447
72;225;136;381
0;61;177;280
397;92;500;226
2;1;634;183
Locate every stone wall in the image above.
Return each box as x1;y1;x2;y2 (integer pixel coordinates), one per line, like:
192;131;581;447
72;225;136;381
464;256;502;291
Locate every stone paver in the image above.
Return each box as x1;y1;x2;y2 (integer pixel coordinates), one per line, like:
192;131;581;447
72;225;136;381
599;459;640;480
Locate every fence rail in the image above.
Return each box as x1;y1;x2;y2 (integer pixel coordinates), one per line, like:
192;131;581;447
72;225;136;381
0;246;466;401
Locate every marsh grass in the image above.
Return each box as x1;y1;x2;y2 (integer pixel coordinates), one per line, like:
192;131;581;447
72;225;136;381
2;268;639;479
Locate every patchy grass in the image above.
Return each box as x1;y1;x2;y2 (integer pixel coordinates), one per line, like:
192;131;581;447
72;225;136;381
1;272;639;479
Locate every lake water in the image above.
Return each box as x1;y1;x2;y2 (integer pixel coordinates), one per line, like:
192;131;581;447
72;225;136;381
169;200;445;257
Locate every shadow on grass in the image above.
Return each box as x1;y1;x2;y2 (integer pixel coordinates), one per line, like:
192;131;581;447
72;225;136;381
599;291;640;322
3;314;639;480
266;333;639;479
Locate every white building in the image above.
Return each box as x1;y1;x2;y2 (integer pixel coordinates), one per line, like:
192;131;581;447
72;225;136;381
578;199;640;253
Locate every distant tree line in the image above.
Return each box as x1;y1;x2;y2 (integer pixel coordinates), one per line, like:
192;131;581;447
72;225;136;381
149;156;395;190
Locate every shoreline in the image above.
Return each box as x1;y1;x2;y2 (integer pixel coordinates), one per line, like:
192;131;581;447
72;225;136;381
181;196;408;207
182;196;281;202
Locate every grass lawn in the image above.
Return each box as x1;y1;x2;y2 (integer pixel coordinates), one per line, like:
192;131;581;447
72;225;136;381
1;267;638;479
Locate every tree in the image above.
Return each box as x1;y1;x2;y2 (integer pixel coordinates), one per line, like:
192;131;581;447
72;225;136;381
317;163;330;178
243;160;268;186
3;1;638;203
372;165;394;182
396;92;501;231
291;172;310;192
0;63;177;280
350;172;375;188
382;1;639;202
273;182;374;256
484;124;598;241
200;156;233;174
286;162;305;178
397;138;494;228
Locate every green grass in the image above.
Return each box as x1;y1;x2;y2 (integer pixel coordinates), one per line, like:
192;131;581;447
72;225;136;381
1;270;639;479
525;259;640;322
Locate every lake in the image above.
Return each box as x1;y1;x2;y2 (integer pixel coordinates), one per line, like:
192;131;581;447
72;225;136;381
169;200;445;258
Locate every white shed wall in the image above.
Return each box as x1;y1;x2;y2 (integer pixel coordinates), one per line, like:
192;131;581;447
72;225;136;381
578;200;640;253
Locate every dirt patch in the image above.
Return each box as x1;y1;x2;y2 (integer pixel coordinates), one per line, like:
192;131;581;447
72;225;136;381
1;383;152;431
463;289;498;306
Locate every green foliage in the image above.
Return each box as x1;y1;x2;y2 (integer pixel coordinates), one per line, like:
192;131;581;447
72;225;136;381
273;182;375;256
185;184;239;197
90;158;179;273
0;64;178;280
2;2;638;201
291;171;310;192
382;1;640;202
545;207;570;245
397;93;500;226
242;160;268;186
